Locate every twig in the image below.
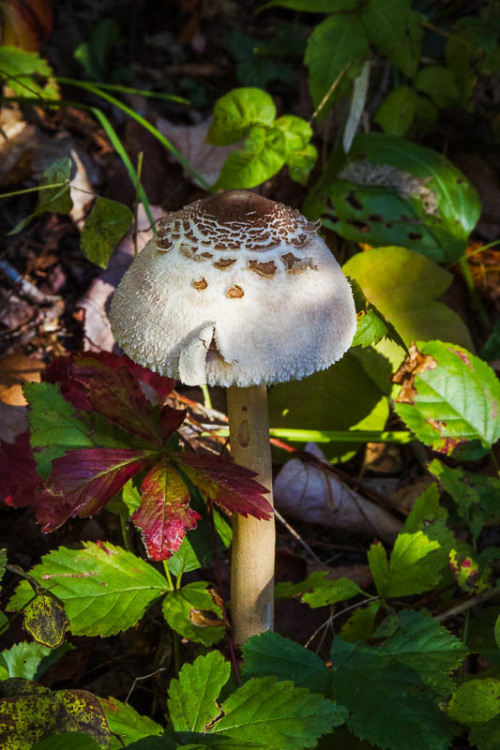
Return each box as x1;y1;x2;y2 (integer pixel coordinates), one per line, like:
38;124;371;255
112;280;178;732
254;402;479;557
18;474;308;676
0;259;61;305
436;587;500;623
274;509;324;568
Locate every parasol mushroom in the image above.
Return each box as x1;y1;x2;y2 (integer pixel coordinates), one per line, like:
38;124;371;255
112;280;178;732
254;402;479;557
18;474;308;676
109;189;356;645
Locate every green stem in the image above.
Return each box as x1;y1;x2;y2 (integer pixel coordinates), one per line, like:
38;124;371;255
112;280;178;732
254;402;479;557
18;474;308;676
0;182;66;200
162;561;175;591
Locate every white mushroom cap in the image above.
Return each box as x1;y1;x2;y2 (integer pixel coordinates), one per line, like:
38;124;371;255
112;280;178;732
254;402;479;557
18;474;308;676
109;190;356;387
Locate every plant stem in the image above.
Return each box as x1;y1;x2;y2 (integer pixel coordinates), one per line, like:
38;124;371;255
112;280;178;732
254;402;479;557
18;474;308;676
227;385;275;646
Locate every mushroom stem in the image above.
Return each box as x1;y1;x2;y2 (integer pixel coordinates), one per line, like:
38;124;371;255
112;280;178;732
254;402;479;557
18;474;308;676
227;384;275;645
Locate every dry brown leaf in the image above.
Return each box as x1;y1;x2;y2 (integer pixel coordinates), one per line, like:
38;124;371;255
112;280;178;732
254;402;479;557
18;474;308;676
0;352;44;406
274;445;402;544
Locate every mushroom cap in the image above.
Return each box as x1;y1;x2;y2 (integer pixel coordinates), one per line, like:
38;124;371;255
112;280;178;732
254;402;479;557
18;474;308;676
109;190;356;387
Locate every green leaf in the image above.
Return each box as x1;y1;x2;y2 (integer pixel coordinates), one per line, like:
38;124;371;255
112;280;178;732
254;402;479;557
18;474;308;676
262;0;359;10
24;381;94;478
31;733;102;750
394;341;500;457
446;678;500;724
214;124;287;189
350;278;407;350
469;715;500;750
361;0;422;78
100;697;163;749
162;582;225;646
242;632;331;695
167;651;231;733
374;85;419;136
0;680;109;750
305;14;370;116
80;197;133;269
329;133;481;262
22;590;69;647
31;734;102;750
343;247;473;368
10;158;74;235
210;677;346;749
339;601;380;643
207;88;276;146
274;116;317;184
0;642;54;680
275;571;364;608
0;46;59;100
416;66;460;109
8;542;169;637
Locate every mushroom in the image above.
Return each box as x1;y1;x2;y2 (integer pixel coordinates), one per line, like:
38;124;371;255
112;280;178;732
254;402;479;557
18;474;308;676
109;189;357;645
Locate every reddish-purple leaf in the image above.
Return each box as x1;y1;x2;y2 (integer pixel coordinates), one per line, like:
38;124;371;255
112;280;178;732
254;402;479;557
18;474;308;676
69;354;160;443
42;447;153;530
43;355;91;411
173;453;273;521
122;355;175;401
132;458;200;560
160;406;187;442
0;432;43;508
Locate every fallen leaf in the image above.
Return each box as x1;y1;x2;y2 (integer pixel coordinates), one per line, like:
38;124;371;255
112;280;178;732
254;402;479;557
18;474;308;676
0;352;44;406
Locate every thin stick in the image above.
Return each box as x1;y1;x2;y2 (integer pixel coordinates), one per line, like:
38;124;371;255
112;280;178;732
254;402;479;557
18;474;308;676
227;385;275;645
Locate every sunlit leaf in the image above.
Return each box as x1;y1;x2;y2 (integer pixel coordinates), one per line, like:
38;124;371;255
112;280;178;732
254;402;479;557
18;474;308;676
206;87;276;145
162;581;225;645
0;45;58;99
214;124;286;189
100;697;163;750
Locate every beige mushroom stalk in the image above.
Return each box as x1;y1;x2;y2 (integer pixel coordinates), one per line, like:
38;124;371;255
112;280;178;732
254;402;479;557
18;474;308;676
110;190;356;645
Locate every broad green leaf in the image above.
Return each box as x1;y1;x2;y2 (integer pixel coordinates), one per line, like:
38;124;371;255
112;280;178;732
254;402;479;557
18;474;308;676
374;85;418;136
416;66;460;109
394;341;500;457
362;0;422;77
0;642;54;680
275;571;364;605
214;124;287;189
24;381;93;478
343;247;473;368
8;542;169;637
305;14;370;116
100;697;163;749
207;88;276;145
162;582;225;646
316;133;481;262
0;679;109;750
339;601;381;643
274;115;312;153
0;46;59;100
446;679;500;724
350;278;406;350
242;632;331;695
167;651;231;733
287;143;318;185
22;590;69;647
80;197;133;268
269;349;390;459
32;734;102;750
210;677;346;749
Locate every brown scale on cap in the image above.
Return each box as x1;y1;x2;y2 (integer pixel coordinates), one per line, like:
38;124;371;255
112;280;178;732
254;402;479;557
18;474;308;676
248;260;277;277
281;253;318;273
193;278;208;290
214;258;237;270
226;284;244;298
155;190;317;256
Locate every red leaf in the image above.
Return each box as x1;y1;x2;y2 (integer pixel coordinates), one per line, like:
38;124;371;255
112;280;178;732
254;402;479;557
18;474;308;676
0;432;43;508
173;453;272;521
122;355;175;401
43;355;91;411
159;406;187;442
69;353;160;443
132;458;200;560
42;447;152;531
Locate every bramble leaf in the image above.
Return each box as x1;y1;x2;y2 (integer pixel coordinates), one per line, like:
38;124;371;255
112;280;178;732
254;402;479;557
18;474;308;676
175;452;272;520
132;458;199;560
350;277;406;350
207;88;276;145
0;46;59;100
213;124;287;189
0;642;57;681
446;678;500;724
100;697;163;749
362;0;422;78
162;581;225;646
275;571;364;608
394;341;500;459
8;542;169;637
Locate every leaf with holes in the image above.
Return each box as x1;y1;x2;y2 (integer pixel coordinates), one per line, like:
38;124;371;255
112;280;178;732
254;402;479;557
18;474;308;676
7;542;169;637
394;341;500;459
162;581;225;646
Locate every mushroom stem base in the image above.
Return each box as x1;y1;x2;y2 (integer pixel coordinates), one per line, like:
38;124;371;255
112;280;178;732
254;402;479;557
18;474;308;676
227;384;275;646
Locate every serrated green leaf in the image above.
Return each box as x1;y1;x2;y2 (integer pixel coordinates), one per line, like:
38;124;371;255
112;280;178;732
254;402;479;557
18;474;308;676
162;582;225;646
24;381;94;478
362;0;422;78
305;14;370;116
0;46;59;100
273;116;317;184
339;601;380;643
343;247;473;368
350;277;407;350
207;88;276;146
210;677;347;749
374;85;419;136
80;197;133;269
242;632;331;695
214;125;287;189
0;642;53;681
394;341;500;457
100;697;163;749
8;542;169;637
275;571;364;608
31;733;102;750
168;651;231;733
447;678;500;724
